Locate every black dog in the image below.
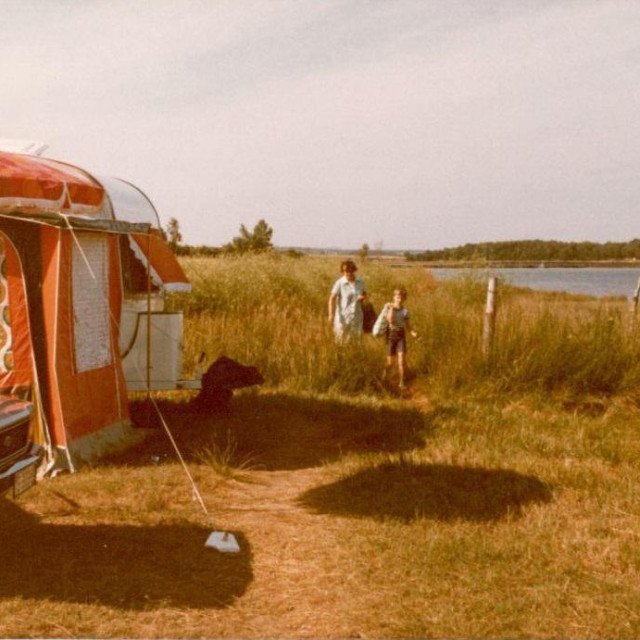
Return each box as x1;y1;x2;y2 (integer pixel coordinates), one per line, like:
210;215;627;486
191;356;264;412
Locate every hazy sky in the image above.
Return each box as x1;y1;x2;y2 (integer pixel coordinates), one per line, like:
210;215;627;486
3;0;640;250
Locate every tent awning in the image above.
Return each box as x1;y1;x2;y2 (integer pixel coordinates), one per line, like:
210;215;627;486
0;152;161;234
129;232;191;292
0;150;189;287
0;152;108;218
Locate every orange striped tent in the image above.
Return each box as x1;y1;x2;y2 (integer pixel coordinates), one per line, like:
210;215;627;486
0;151;190;472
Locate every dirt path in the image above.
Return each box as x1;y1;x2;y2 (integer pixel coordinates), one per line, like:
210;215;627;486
189;390;433;636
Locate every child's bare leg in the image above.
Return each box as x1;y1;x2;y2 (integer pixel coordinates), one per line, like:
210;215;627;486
383;355;394;380
397;352;406;388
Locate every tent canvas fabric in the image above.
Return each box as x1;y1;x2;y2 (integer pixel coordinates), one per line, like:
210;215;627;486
0;150;186;471
0;151;107;217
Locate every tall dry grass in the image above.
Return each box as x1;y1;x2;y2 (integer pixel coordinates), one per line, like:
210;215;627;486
171;254;434;394
170;254;640;398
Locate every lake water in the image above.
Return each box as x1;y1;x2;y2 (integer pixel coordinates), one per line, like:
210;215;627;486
432;267;640;298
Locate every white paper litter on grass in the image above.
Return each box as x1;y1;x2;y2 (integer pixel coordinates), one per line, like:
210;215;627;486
205;531;240;553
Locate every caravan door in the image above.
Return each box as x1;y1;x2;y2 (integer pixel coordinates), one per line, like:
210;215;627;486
0;232;42;496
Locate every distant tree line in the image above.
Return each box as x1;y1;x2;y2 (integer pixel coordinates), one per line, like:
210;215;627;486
165;217;306;258
405;239;640;262
172;244;221;257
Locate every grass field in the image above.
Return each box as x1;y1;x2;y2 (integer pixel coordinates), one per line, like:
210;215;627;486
2;255;640;638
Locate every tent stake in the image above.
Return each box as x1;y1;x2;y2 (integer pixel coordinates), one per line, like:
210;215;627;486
205;531;240;553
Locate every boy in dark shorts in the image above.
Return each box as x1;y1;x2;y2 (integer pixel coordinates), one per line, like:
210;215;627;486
384;287;418;390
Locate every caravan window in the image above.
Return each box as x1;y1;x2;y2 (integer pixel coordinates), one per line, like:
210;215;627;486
119;235;160;295
72;234;112;372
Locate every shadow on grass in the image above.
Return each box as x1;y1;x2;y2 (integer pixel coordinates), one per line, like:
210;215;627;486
0;499;252;610
298;461;552;523
119;392;430;471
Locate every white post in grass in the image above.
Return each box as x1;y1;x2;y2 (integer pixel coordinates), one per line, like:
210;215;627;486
482;277;498;358
629;276;640;331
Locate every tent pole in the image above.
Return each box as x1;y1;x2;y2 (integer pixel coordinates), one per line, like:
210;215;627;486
146;233;152;423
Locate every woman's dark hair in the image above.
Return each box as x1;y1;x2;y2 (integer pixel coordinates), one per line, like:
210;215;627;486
341;260;358;273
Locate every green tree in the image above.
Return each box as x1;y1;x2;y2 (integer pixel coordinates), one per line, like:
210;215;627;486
225;219;274;254
359;243;370;261
166;217;182;250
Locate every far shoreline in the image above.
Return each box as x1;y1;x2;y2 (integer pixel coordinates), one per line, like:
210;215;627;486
394;259;640;269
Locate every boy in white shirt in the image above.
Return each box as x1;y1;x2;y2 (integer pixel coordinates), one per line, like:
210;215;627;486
384;287;418;390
